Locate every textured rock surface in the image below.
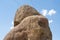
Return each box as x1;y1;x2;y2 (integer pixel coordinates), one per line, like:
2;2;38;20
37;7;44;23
4;5;52;40
14;5;41;26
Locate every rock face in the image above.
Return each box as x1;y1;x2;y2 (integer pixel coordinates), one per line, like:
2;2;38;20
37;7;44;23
14;5;41;26
4;5;52;40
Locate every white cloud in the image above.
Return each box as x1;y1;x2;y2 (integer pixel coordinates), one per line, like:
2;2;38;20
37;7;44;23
41;9;56;16
48;9;56;16
49;20;53;24
10;21;14;29
41;9;48;16
12;21;14;25
10;26;14;29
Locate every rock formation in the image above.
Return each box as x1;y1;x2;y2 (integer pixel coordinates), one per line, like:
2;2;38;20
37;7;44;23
4;5;52;40
14;5;41;26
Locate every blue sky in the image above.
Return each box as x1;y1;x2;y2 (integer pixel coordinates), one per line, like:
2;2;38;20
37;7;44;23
0;0;60;40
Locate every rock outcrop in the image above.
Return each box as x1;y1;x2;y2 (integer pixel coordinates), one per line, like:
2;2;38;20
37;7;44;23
14;5;41;26
4;5;52;40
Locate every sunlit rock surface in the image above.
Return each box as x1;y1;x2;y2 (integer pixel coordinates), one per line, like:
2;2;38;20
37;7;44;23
4;5;52;40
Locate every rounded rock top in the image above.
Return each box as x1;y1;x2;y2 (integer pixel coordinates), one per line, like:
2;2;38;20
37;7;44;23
14;5;42;26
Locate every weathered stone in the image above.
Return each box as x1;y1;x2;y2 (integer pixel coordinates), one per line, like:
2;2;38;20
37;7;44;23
4;15;52;40
4;5;52;40
14;5;41;26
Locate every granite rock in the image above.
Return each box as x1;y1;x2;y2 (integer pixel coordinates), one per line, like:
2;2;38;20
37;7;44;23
14;5;41;26
4;5;52;40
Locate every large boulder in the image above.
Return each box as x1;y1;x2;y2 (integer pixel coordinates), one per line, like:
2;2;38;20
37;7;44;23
14;5;41;26
4;5;52;40
4;15;52;40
